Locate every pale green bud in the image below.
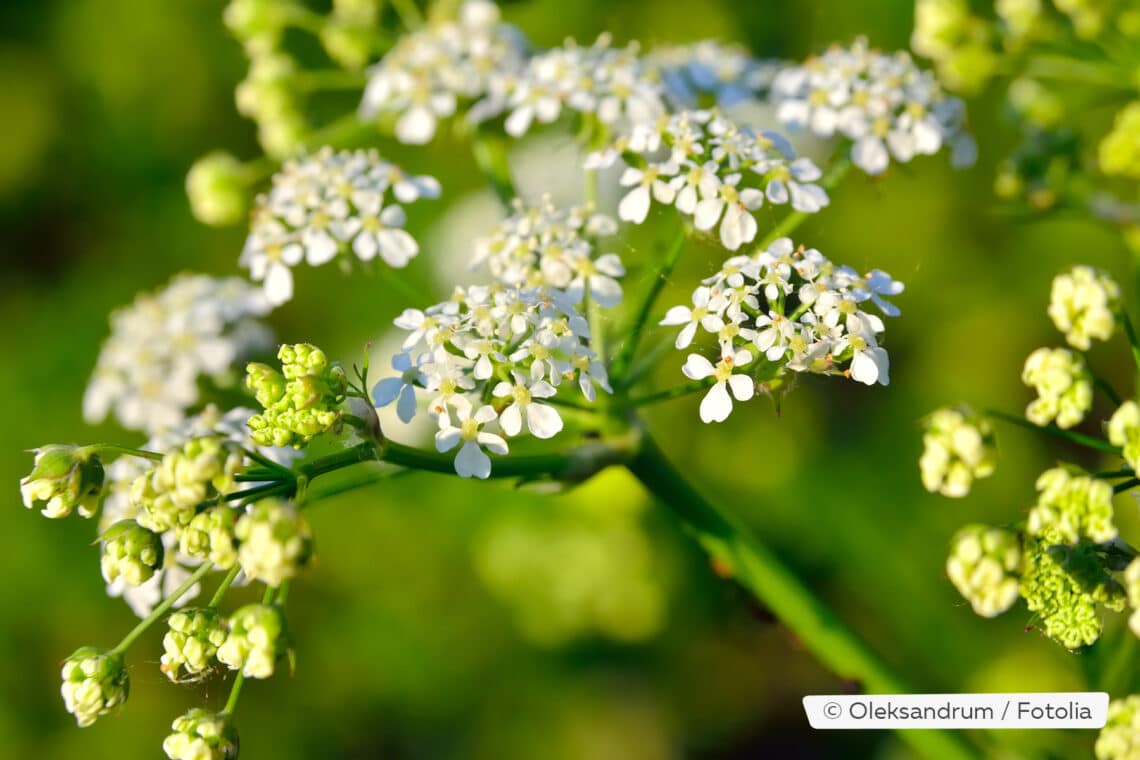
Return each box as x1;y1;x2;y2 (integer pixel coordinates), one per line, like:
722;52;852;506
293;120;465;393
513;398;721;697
20;445;104;519
163;708;239;760
1047;266;1120;351
1027;467;1117;545
100;520;164;586
920;407;997;498
1022;347;1093;429
245;344;346;448
186;152;249;227
235;499;313;586
1125;559;1140;639
1097;695;1140;760
224;0;297;42
217;604;289;679
1109;401;1140;473
161;608;229;682
134;437;245;534
1100;102;1140;179
181;506;240;570
60;647;129;727
245;362;286;408
947;524;1022;617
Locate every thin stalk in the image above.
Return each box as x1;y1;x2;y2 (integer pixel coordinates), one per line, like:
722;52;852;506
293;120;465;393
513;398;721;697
625;427;979;760
223;673;246;716
626;378;714;406
755;156;852;251
1095;376;1124;406
112;562;214;655
1093;468;1135;480
1114;478;1140;494
209;564;243;608
299;442;379;479
986;408;1122;455
94;445;164;462
390;0;424;30
1120;311;1140;375
610;226;689;385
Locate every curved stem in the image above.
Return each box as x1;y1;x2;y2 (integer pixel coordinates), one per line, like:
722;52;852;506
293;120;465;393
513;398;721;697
209;564;243;609
624;425;979;760
986;408;1121;455
223;672;246;716
112;562;214;656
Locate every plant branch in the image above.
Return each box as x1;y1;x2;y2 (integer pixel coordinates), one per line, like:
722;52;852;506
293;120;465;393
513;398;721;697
985;408;1122;455
626;378;715;406
112;562;215;656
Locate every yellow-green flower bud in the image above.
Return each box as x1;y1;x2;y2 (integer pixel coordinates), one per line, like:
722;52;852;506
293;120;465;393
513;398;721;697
186;152;248;227
133;437;245;534
245;344;347;448
1100;102;1140;179
1125;559;1140;639
224;0;296;42
1048;266;1120;350
217;603;289;679
1096;695;1140;760
920;407;997;498
60;647;129;727
1022;347;1093;429
1020;534;1125;649
245;362;286;408
947;524;1022;617
1028;467;1117;545
21;445;104;519
163;708;239;760
235;499;313;586
161;608;228;682
100;520;164;586
181;506;240;570
1110;401;1140;473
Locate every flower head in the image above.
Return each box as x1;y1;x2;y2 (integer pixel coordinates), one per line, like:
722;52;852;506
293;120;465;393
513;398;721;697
1097;695;1140;760
131;437;245;535
234;499;313;586
246;343;348;448
770;37;976;175
217;603;290;679
84;274;272;435
1110;401;1140;474
160;608;228;683
241;148;438;305
100;520;164;587
1125;559;1140;640
1022;347;1093;429
920;406;997;497
180;506;240;570
20;445;105;519
1027;467;1117;545
1047;266;1120;350
163;708;239;760
435;404;509;479
946;524;1022;618
60;647;129;727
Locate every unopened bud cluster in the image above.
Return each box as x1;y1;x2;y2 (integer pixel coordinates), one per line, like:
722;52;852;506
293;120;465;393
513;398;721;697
920;407;997;498
131;437;245;534
20;445;104;519
60;647;129;727
217;603;290;679
163;708;240;760
161;608;229;683
247;344;347;448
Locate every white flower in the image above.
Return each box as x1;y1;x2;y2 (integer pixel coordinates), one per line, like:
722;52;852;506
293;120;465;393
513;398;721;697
618;163;679;224
682;349;755;423
435;404;509;479
493;371;564;438
693;175;765;250
372;352;422;423
659;286;726;349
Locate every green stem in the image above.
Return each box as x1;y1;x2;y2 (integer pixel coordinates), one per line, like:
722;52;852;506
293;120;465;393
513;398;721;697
471;134;517;209
209;564;243;608
93;445;164;462
1114;478;1140;494
986;409;1122;455
1095;376;1124;406
624;427;979;760
390;0;424;30
293;70;368;93
299;442;379;479
223;672;246;716
610;226;689;386
755;156;852;251
626;378;714;406
112;562;214;656
1120;312;1140;375
377;265;432;306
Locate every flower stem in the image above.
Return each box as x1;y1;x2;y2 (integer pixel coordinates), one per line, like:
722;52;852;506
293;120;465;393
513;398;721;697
1095;376;1123;406
209;564;243;608
610;225;689;387
223;672;246;716
111;562;214;656
755;156;852;251
1119;311;1140;375
626;378;714;406
985;408;1122;455
94;445;164;462
624;427;979;760
1114;478;1140;494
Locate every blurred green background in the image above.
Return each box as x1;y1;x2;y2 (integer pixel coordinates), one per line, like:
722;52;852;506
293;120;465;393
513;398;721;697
3;1;1138;758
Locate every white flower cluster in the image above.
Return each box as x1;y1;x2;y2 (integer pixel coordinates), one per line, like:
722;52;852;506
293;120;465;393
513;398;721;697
1022;347;1093;429
242;147;440;305
660;237;902;423
84;274;272;436
920;406;997;498
359;0;527;144
946;524;1022;618
1047;265;1120;351
99;406;293;617
646;40;778;110
470;197;624;306
375;284;614;478
770;38;976;175
471;34;665;138
589;109;829;250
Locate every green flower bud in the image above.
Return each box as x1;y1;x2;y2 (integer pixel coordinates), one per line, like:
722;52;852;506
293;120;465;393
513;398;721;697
100;520;164;586
163;708;239;760
217;604;289;679
320;21;374;71
1047;266;1120;351
235;499;313;586
1028;467;1117;545
920;407;997;498
186;152;248;227
1125;559;1140;639
224;0;296;42
1020;534;1125;649
1096;695;1140;760
1022;347;1093;429
1110;401;1140;473
133;437;245;534
21;445;105;519
161;608;228;682
1100;102;1140;179
181;506;240;570
60;647;129;727
947;524;1022;617
245;344;347;448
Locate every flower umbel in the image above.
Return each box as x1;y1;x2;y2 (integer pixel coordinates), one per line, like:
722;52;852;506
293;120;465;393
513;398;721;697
60;647;129;727
21;445;105;519
234;499;313;586
163;708;239;760
920;406;996;498
1022;347;1093;429
217;603;290;679
161;608;228;683
946;524;1022;618
247;343;348;448
1047;266;1120;351
100;520;164;587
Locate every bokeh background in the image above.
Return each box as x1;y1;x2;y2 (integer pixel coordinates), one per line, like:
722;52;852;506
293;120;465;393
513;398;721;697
2;1;1137;758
